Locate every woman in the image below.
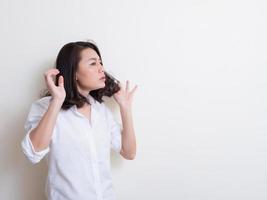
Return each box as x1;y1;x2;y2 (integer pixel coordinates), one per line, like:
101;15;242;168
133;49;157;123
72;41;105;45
21;41;138;200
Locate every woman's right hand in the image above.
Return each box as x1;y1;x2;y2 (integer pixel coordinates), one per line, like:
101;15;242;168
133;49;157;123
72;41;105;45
44;68;66;104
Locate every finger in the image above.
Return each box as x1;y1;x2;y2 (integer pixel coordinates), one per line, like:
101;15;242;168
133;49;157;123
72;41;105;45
46;77;57;90
130;85;138;94
44;69;60;80
44;68;59;75
126;80;129;92
47;69;60;76
118;82;123;90
58;75;64;87
46;72;58;82
44;69;60;88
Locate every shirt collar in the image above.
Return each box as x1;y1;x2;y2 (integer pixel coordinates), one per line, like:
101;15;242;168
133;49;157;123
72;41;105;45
70;94;101;126
86;93;96;105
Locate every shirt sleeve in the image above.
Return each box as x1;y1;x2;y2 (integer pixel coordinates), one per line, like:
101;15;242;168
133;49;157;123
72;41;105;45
21;97;51;164
105;105;122;154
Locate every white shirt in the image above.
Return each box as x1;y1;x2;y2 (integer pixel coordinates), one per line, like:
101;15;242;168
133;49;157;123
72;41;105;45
21;94;122;200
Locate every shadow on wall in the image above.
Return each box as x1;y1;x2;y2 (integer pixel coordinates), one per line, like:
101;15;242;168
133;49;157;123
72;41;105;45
0;80;123;200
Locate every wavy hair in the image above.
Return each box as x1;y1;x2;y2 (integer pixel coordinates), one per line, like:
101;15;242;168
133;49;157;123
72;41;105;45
41;40;120;110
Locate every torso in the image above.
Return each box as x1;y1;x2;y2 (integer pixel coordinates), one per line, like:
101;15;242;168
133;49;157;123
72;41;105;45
23;95;120;200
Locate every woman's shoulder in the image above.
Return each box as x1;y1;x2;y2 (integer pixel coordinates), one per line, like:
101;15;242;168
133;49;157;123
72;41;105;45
31;95;53;110
25;96;53;117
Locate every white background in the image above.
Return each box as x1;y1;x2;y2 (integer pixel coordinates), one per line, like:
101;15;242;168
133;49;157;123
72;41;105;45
0;0;267;199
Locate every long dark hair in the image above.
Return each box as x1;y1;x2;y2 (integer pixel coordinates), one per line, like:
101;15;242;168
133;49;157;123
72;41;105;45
41;41;120;110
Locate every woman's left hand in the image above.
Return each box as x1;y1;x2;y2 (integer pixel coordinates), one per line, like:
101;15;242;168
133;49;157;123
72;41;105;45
113;80;138;108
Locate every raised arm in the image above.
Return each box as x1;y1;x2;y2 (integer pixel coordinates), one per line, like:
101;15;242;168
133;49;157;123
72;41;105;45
26;69;65;152
113;80;138;160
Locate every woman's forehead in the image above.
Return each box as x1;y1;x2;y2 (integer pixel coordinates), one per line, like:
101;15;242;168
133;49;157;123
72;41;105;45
80;48;100;60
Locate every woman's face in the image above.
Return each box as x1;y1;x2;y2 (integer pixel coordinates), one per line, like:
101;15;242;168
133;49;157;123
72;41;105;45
76;48;106;91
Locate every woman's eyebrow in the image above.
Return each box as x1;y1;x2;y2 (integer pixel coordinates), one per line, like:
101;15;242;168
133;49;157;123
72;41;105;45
88;58;101;61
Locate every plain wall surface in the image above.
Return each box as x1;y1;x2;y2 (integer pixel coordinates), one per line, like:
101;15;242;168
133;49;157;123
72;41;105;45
0;0;267;199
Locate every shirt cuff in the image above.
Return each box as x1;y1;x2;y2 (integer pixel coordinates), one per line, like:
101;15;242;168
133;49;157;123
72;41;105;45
21;131;49;164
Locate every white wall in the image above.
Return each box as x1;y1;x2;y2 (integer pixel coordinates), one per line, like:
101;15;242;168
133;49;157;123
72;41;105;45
1;0;267;199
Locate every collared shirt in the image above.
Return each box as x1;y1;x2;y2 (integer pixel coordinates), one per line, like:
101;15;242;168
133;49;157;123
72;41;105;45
21;94;122;200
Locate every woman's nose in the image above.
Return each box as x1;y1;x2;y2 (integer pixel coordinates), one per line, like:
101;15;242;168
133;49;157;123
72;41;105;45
98;64;104;72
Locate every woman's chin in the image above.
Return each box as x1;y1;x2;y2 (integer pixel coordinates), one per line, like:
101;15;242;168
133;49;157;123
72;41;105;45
90;82;105;90
97;83;106;89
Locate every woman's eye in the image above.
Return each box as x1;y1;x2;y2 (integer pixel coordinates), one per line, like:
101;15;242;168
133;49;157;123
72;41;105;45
90;62;102;66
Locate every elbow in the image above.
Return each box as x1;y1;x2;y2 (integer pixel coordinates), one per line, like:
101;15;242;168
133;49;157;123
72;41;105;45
28;157;42;165
21;147;41;164
126;155;136;160
21;139;43;165
120;147;136;160
123;152;136;160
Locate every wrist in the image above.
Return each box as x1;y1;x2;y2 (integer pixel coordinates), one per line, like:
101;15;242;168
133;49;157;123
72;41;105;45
119;104;132;111
50;98;64;107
